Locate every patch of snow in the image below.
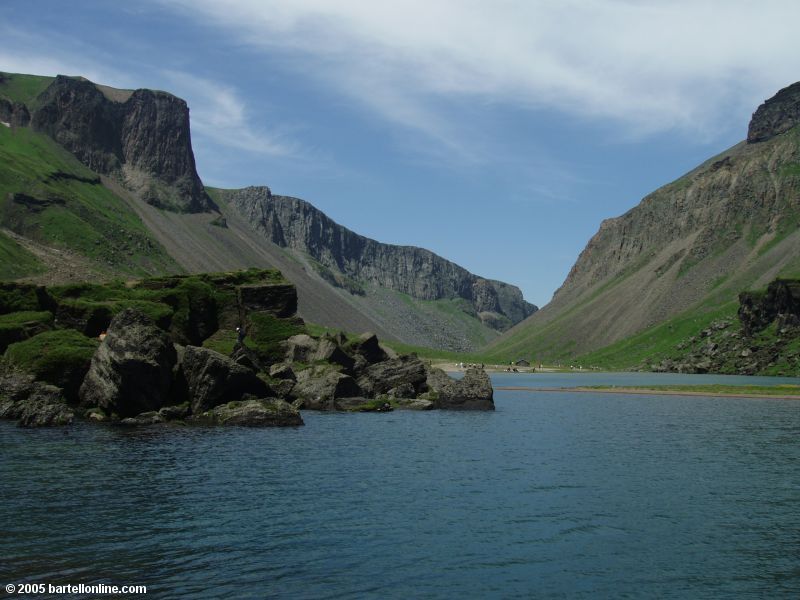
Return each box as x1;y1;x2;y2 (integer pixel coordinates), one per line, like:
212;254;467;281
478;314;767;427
0;121;10;128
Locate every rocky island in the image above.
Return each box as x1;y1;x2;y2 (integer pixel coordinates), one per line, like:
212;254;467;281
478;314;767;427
0;269;494;428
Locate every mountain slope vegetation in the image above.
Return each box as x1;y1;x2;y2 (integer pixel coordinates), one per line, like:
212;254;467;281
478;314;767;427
0;71;535;351
490;81;800;364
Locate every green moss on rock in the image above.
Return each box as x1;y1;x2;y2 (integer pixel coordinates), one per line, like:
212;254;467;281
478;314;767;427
246;312;305;363
4;329;98;402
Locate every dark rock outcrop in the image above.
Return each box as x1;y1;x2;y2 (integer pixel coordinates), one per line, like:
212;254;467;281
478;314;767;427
356;355;428;398
347;332;388;365
194;398;303;427
292;364;361;410
221;186;536;330
284;334;319;363
79;308;177;417
237;283;297;319
0;98;31;127
0;369;74;427
30;75;213;213
739;279;800;336
426;367;494;410
178;345;271;414
748;82;800;143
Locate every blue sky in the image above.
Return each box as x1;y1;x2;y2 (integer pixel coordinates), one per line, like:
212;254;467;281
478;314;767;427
2;1;800;306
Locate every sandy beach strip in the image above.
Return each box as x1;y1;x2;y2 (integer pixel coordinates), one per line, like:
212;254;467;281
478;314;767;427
495;386;800;400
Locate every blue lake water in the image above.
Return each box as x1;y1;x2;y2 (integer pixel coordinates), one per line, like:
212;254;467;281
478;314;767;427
3;372;800;598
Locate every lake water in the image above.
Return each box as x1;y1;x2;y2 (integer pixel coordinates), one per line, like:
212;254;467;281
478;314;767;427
3;372;800;598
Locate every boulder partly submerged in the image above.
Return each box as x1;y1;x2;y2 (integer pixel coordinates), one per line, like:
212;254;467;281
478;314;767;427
0;369;74;427
178;345;271;414
79;308;177;418
426;367;494;410
192;398;303;427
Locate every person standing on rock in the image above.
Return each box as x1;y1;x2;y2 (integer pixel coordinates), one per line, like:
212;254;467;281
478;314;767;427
236;326;246;346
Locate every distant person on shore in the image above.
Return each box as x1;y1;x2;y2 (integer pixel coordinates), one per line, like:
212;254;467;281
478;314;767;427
236;326;246;345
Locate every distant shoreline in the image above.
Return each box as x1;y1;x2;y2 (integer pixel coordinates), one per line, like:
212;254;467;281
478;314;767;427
495;386;800;400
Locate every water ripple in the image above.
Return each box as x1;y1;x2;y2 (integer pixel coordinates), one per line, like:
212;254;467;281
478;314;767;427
3;374;800;597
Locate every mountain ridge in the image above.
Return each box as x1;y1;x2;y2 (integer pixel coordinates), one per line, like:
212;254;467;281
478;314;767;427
0;71;535;351
490;81;800;362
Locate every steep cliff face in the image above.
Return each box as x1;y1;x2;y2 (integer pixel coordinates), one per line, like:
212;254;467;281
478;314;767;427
1;70;535;349
28;75;212;213
747;81;800;143
221;186;536;330
491;81;800;360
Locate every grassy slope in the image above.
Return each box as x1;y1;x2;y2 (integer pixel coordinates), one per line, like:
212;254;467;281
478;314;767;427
0;72;54;106
573;301;739;370
488;127;800;366
0;125;179;278
0;230;44;279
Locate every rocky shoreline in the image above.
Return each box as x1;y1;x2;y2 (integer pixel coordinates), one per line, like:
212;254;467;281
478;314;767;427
0;269;494;428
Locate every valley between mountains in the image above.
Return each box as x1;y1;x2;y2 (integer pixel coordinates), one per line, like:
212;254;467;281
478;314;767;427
4;70;800;375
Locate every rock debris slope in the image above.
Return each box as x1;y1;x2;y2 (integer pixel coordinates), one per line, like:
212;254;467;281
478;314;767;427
492;81;800;360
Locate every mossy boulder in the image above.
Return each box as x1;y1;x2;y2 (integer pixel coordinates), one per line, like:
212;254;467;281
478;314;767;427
292;364;361;410
79;309;177;417
246;313;305;364
193;398;303;427
177;345;271;414
4;329;98;403
0;368;74;427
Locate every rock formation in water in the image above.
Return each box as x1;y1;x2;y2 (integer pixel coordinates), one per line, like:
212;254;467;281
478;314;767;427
30;75;213;212
0;269;495;427
79;308;178;417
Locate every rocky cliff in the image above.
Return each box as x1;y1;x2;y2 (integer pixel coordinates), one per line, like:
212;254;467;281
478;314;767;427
23;75;213;213
747;82;800;143
491;81;800;361
1;71;535;349
220;186;537;330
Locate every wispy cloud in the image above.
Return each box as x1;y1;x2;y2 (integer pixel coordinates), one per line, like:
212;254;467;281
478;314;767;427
160;70;297;156
0;27;136;90
0;25;299;160
154;0;800;148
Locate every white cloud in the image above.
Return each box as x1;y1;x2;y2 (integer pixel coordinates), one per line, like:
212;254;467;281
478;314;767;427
0;25;297;159
161;70;297;156
156;0;800;144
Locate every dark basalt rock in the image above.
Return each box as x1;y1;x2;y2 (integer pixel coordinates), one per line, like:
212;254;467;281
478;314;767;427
426;367;494;410
313;336;355;371
120;411;164;427
195;398;303;427
177;345;271;414
269;363;296;381
223;186;537;331
30;75;214;213
738;279;800;336
356;355;428;398
292;364;361;410
347;332;388;365
10;192;66;213
237;283;297;319
284;334;319;363
230;344;264;372
0;97;31;127
748;81;800;143
79;308;177;418
0;369;73;427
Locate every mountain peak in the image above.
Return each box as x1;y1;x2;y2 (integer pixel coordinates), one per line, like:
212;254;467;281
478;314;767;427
747;81;800;143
